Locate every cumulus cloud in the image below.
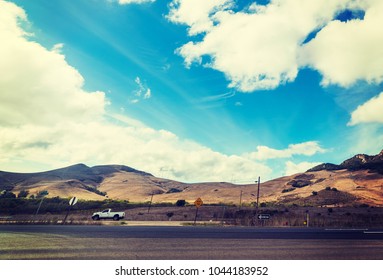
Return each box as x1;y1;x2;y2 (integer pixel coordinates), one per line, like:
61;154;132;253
0;1;272;182
245;141;326;161
0;2;106;127
300;0;383;87
167;0;234;36
349;92;383;125
169;0;383;92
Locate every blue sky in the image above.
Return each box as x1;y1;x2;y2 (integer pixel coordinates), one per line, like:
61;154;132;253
1;0;383;182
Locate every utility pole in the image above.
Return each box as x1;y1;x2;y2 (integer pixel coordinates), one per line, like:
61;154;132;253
147;193;154;213
239;190;243;210
256;176;261;209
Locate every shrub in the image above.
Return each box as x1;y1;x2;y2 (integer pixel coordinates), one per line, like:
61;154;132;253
176;199;186;207
166;212;174;220
282;187;296;193
260;202;267;208
312;191;318;196
37;190;49;198
0;191;16;199
17;190;29;198
167;188;181;194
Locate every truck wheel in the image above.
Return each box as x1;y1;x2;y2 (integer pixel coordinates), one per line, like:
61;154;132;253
92;215;100;220
113;215;120;221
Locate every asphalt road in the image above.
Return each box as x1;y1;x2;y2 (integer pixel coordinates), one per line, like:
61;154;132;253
1;225;383;259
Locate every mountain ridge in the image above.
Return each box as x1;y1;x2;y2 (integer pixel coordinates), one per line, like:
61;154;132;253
1;150;382;206
308;149;383;173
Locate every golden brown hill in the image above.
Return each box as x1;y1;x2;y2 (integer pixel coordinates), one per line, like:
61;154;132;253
1;150;382;206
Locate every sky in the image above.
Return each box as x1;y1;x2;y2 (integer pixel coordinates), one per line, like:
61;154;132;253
1;0;383;183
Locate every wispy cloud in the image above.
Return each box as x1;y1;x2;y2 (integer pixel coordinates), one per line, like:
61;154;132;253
129;76;152;104
198;92;235;103
117;0;155;5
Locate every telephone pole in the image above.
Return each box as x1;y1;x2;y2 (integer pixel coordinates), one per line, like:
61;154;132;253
256;176;260;209
239;190;243;210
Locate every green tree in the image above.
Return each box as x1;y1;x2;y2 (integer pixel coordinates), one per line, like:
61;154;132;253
37;190;49;198
17;190;29;198
0;191;16;199
175;199;186;207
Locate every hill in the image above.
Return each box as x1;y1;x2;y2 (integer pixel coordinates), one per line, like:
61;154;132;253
1;150;382;206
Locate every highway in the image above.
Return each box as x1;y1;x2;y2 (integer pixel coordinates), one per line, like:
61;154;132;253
1;225;383;259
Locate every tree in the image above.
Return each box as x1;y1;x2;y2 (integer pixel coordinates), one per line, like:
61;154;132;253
37;190;49;198
17;190;29;198
175;199;186;207
0;191;16;199
312;191;318;196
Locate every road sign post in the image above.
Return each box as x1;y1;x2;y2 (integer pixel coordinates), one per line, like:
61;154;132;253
194;198;203;225
63;197;78;225
257;214;270;227
257;214;270;220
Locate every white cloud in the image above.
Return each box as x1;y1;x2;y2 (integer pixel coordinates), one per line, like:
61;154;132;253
245;141;326;161
300;0;383;87
169;0;383;92
349;92;383;125
284;161;322;176
0;1;272;183
0;1;106;127
167;0;234;36
118;0;155;5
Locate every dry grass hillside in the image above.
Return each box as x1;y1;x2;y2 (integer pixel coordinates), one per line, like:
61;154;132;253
1;150;382;206
0;164;381;207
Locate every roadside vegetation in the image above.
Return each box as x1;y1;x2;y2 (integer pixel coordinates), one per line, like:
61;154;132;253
1;191;383;228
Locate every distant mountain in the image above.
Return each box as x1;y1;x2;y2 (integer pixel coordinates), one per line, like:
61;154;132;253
1;150;382;206
0;164;152;189
308;150;383;174
0;164;154;200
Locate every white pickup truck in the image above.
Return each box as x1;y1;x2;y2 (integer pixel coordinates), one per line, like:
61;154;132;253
91;209;125;221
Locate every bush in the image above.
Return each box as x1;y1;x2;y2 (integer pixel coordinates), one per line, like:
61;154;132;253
175;199;186;207
0;191;16;199
282;187;296;193
166;212;174;220
17;190;29;198
312;191;318;196
37;190;49;198
167;188;182;194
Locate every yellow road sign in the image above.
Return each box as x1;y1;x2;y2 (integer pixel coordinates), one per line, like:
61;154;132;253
194;197;203;208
